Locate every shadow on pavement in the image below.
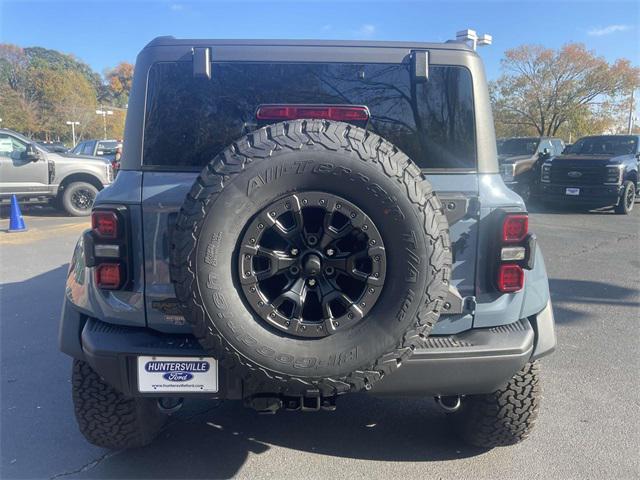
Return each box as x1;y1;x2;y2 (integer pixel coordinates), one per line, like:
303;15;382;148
527;202;614;215
549;278;640;324
1;264;485;479
0;204;70;219
79;396;484;479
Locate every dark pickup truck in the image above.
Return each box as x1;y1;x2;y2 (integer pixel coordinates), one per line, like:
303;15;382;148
535;135;639;214
498;137;565;202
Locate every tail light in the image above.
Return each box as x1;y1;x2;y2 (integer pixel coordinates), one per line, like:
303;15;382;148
502;214;528;242
95;263;122;289
496;212;535;293
256;104;370;122
92;211;118;239
88;206;130;290
498;264;524;292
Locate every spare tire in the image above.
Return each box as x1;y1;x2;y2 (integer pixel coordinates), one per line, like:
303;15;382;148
170;119;451;396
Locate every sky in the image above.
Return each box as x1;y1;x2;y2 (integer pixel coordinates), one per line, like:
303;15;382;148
0;0;638;81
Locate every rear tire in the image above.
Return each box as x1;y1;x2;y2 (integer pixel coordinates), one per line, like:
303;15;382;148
451;362;541;448
72;360;167;449
61;181;98;216
614;180;635;215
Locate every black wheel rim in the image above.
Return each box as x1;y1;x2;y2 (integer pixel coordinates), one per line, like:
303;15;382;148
625;185;635;210
71;188;95;211
238;192;386;338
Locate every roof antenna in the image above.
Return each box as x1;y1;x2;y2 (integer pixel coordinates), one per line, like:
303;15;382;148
456;29;492;51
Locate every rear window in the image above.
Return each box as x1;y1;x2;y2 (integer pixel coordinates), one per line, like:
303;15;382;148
143;62;476;169
497;138;539;156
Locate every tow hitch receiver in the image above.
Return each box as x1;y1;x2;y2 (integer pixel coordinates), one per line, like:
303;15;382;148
246;393;338;414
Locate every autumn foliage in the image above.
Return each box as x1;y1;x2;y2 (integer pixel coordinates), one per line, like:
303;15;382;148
491;43;640;139
0;43;133;143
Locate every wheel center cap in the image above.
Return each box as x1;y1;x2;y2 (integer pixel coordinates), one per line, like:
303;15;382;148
303;254;322;276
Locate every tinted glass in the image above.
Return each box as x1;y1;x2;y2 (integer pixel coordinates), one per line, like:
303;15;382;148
143;62;476;169
497;138;539;156
97;141;118;154
82;141;96;155
567;136;638;156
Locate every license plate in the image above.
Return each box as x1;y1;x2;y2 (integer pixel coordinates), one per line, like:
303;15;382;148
137;356;218;393
565;187;580;196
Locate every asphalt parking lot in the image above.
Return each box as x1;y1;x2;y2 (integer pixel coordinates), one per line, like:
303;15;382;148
1;204;639;480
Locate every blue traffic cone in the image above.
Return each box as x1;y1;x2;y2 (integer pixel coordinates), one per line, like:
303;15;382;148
8;195;27;232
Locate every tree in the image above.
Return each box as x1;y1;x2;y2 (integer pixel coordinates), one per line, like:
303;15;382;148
491;43;639;138
28;67;98;141
0;43;130;143
105;62;134;107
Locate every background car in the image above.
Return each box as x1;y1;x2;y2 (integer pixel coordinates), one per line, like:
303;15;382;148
70;139;122;174
37;141;69;153
0;129;113;216
498;136;565;202
536;135;639;214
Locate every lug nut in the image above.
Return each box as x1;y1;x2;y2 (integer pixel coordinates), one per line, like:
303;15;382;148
350;212;356;218
307;278;317;287
258;223;264;229
270;211;276;217
362;225;368;230
290;248;299;256
326;248;335;256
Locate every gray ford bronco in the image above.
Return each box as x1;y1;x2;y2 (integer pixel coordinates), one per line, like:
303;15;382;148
59;37;556;450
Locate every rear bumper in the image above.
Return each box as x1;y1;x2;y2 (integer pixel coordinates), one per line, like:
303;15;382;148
372;299;555;396
60;300;555;398
535;183;622;206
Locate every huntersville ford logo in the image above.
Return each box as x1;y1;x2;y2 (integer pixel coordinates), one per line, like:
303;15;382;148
145;360;209;382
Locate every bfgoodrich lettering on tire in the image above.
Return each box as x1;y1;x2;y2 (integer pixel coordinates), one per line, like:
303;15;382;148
170;119;451;396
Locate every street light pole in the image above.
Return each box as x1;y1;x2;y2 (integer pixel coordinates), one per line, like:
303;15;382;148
95;107;113;140
627;89;635;134
65;121;80;147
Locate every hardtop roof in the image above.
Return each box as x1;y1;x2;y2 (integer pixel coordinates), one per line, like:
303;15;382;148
144;36;475;53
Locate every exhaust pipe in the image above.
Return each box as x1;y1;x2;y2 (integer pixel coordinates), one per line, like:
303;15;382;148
435;395;462;413
157;397;184;414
